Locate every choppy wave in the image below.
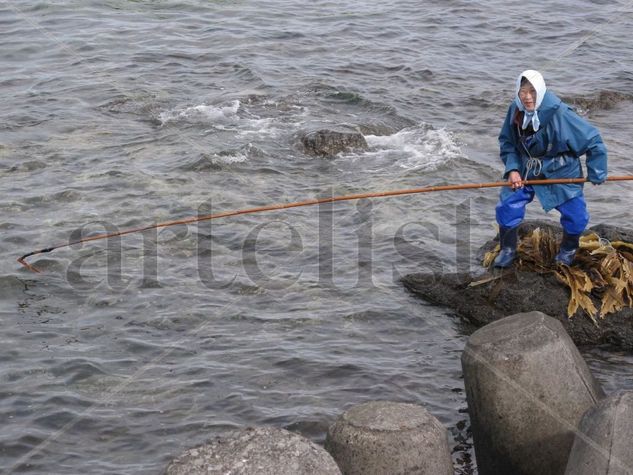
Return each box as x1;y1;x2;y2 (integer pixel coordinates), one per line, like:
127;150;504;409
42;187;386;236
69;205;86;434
178;143;266;171
209;149;250;165
363;125;463;171
2;1;632;474
159;100;241;125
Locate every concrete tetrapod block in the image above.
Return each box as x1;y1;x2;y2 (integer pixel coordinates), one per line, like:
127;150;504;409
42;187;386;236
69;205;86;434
324;401;453;475
565;391;633;474
164;426;341;475
461;311;604;475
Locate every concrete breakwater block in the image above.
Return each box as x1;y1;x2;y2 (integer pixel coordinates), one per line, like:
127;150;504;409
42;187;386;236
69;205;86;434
325;401;453;475
461;311;604;475
165;426;341;475
565;391;633;474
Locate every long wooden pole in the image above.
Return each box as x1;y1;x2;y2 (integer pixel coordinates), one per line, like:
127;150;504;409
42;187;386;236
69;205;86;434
17;176;633;272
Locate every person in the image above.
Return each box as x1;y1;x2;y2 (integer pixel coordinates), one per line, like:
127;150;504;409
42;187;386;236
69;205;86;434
493;69;608;268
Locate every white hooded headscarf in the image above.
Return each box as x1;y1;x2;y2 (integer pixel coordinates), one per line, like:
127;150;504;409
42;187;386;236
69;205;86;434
514;69;546;131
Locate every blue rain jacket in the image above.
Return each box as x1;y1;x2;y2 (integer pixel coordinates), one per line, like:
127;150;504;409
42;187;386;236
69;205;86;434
498;90;607;211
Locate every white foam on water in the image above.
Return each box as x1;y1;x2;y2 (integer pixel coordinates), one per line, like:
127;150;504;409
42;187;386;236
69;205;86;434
159;100;240;125
158;98;297;142
363;126;462;171
212;150;249;164
238;104;309;139
211;143;264;165
236;117;279;138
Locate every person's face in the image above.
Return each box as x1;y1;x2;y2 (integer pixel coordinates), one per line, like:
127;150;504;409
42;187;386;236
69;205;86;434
518;83;537;111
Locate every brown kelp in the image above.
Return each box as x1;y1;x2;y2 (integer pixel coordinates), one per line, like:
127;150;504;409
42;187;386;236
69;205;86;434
485;228;633;322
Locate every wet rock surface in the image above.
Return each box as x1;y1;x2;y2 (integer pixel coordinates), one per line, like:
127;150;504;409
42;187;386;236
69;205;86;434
562;90;633;112
300;128;368;156
402;222;633;349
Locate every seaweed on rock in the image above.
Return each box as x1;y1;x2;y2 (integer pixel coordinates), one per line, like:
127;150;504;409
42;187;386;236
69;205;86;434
484;228;633;321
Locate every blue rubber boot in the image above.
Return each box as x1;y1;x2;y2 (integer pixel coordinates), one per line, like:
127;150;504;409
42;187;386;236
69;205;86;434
555;232;580;266
493;226;518;268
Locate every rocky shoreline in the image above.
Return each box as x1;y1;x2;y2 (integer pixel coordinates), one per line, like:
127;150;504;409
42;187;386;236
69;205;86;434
402;222;633;350
161;220;633;474
164;312;633;474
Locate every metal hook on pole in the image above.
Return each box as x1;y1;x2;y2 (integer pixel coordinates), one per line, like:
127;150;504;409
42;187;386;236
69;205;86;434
17;176;633;273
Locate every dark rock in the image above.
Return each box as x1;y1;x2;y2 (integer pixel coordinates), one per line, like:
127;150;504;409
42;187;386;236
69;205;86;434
562;90;633;112
402;222;633;350
300;128;368;156
356;123;396;136
587;223;633;243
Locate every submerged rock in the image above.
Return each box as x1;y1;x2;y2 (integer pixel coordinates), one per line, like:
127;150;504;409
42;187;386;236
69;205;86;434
562;90;633;112
402;222;633;349
300;128;368;156
356;123;397;136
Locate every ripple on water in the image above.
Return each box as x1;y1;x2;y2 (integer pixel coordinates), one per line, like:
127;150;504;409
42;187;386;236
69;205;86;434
2;1;632;474
0;275;27;297
49;359;107;385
